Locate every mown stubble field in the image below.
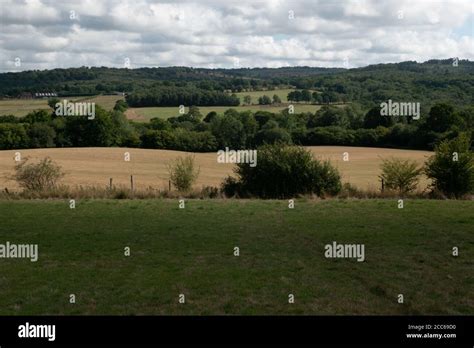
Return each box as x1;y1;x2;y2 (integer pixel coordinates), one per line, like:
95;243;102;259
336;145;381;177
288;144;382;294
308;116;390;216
0;146;432;191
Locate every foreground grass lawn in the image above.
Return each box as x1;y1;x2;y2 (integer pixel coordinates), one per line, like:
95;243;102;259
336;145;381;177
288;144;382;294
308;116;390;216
0;199;472;315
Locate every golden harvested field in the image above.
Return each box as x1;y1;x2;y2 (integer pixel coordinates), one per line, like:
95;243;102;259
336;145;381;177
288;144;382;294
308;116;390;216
0;147;433;191
307;146;433;191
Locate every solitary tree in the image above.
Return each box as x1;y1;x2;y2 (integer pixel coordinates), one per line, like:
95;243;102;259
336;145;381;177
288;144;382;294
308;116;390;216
379;157;422;194
168;155;200;192
272;94;282;104
258;95;272;105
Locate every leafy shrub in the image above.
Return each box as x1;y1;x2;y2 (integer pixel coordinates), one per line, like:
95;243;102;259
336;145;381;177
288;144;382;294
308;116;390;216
210;115;246;149
255;127;292;145
200;185;219;198
339;182;363;197
23;110;51;124
229;144;341;198
425;133;474;198
0;115;18;123
311;106;350;128
386;124;418;148
120;131;141;147
363;106;395;129
63;106;115;147
141;129;177;149
168;155;200;192
27;123;56;148
304;127;355;145
47;98;60;110
0;123;29;149
13;157;64;191
258;95;272;105
113;99;128;112
149;117;171;130
220;176;243;198
379;157;422;194
424;103;463;133
172;129;217;152
353;127;388;146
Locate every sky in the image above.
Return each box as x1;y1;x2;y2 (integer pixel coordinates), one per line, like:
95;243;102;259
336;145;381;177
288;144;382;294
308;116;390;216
0;0;473;71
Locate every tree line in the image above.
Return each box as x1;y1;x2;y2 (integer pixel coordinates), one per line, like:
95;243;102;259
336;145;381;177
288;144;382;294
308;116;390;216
125;86;240;107
0;100;472;153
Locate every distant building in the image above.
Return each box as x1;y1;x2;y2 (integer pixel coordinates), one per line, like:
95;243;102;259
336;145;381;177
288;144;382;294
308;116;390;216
34;92;58;98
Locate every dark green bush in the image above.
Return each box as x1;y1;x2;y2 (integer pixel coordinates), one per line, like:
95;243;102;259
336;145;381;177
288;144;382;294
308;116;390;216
27;123;56;148
0;123;29;149
220;176;243;198
425;133;474;198
227;144;341;198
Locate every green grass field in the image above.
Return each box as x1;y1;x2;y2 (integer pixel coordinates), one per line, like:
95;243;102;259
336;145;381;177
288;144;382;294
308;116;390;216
0;199;472;315
0;94;327;122
0;95;123;117
126;104;322;121
234;88;298;103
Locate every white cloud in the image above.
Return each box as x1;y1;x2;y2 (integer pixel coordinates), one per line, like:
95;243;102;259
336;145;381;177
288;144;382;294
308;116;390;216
0;0;472;71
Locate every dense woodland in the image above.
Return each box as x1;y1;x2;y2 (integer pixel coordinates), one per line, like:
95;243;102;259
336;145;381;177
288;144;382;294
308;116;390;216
0;59;473;152
1;59;473;109
125;86;240;107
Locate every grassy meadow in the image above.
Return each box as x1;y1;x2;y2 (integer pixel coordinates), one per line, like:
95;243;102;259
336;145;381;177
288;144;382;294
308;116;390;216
125;104;321;121
0;95;332;121
234;88;298;103
0;199;472;315
0;147;433;191
0;95;123;117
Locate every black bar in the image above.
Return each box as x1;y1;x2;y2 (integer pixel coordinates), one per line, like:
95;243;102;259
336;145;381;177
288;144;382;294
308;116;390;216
0;316;472;346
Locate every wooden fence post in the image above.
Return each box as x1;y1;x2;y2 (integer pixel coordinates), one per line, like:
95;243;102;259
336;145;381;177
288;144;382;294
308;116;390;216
130;175;134;191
